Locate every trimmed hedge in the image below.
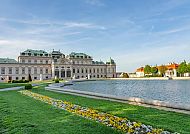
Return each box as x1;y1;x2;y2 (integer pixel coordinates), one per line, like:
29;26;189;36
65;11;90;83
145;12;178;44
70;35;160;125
25;84;32;90
12;80;29;83
55;79;59;83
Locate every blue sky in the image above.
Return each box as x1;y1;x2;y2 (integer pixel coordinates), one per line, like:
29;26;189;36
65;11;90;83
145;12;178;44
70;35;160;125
0;0;190;72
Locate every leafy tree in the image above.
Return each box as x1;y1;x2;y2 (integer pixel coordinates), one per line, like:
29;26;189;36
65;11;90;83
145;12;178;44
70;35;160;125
177;61;188;76
151;67;158;75
159;65;167;77
144;65;151;75
122;73;129;78
28;74;32;82
187;63;190;73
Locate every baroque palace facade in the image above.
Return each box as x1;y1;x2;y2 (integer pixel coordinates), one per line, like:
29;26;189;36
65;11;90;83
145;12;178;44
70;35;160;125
0;49;116;82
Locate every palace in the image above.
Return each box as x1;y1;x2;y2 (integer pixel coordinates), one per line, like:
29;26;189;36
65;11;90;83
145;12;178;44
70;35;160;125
0;49;116;82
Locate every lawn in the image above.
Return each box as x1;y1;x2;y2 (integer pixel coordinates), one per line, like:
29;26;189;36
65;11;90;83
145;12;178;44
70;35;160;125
1;86;190;134
0;80;54;89
0;90;121;134
0;83;26;89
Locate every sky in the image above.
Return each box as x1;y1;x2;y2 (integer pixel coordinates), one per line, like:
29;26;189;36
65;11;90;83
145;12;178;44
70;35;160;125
0;0;190;72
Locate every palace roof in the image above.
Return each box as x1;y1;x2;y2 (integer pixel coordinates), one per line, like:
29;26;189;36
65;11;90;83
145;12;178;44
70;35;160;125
69;52;92;59
0;58;18;63
20;49;49;57
92;61;105;65
106;57;116;64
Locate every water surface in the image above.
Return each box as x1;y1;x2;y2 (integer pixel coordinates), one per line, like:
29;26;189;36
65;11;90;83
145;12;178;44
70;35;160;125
65;80;190;105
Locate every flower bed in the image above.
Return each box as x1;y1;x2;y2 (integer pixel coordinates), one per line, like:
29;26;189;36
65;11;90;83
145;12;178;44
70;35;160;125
18;90;178;134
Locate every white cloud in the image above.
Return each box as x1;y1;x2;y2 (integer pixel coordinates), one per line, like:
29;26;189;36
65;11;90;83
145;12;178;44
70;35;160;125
0;39;56;59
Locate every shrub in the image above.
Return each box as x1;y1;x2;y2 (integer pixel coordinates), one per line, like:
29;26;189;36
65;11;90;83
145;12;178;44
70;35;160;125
12;80;29;83
25;84;32;90
55;79;59;83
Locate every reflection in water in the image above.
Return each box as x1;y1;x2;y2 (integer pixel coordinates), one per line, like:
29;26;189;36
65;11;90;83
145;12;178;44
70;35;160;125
65;80;190;105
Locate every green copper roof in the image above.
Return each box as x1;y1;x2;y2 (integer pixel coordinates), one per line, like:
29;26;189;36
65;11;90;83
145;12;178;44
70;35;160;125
21;49;49;56
0;58;17;63
69;52;92;59
92;61;105;65
106;57;116;64
22;49;48;54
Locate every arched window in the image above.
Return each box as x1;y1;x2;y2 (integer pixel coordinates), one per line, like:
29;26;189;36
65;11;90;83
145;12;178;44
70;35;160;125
73;68;75;73
86;68;88;73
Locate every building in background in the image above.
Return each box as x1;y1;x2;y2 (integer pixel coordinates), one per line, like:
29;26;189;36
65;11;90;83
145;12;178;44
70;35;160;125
133;63;180;78
0;49;116;82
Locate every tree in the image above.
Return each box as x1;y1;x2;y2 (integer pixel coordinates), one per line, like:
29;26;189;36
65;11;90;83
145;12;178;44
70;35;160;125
144;65;151;75
187;63;190;73
28;74;32;82
159;65;167;77
177;61;188;77
151;67;158;75
122;73;129;78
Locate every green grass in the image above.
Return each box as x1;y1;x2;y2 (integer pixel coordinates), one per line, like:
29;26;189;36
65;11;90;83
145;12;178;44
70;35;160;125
31;87;190;134
1;86;190;134
0;83;26;89
0;80;54;89
0;90;122;134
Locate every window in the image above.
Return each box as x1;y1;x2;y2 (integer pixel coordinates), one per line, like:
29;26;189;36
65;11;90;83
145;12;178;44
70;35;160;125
97;68;99;73
46;60;48;64
94;68;96;73
28;59;31;63
81;69;83;73
1;67;5;74
86;69;88;73
77;69;79;73
101;68;103;73
22;77;25;80
22;68;25;74
40;60;43;64
34;68;37;74
22;59;25;63
34;77;37;80
73;68;75;73
89;69;91;73
15;67;19;74
40;68;43;74
16;77;19;80
34;59;37;63
28;67;31;74
45;68;48;74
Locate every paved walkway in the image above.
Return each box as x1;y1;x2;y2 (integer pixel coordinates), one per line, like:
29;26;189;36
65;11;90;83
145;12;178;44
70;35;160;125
0;86;24;91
